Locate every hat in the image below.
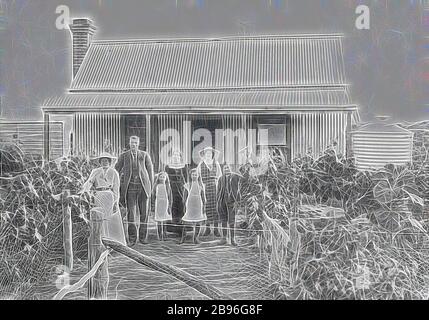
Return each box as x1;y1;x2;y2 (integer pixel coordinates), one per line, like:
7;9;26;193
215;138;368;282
91;152;117;161
199;146;220;157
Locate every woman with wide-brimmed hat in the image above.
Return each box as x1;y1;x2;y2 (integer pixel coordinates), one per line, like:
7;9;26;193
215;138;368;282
196;146;222;238
79;152;127;245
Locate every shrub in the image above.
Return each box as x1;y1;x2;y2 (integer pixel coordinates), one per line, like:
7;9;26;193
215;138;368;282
240;146;428;300
0;155;95;299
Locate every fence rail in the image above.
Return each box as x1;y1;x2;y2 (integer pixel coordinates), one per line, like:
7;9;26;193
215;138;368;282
54;201;232;300
102;238;233;300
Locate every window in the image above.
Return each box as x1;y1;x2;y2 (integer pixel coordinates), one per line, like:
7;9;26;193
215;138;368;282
258;123;286;146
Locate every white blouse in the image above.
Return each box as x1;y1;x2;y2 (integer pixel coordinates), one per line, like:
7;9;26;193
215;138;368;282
81;167;120;204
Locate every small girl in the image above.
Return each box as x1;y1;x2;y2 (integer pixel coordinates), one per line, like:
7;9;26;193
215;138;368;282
180;169;206;244
152;172;173;241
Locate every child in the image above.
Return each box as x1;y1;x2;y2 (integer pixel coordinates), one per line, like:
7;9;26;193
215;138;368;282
152;172;173;241
217;164;242;246
180;169;206;244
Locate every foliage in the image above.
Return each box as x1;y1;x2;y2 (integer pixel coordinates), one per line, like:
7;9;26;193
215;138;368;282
0;155;95;299
240;144;429;300
0;142;25;176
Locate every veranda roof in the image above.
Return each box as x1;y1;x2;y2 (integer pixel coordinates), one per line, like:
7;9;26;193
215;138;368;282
42;87;357;114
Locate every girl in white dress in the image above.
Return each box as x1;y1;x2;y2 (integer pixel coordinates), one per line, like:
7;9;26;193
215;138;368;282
152;172;173;241
180;169;206;244
80;152;127;246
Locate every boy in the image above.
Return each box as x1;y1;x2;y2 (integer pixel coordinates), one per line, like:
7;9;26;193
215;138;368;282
217;164;242;246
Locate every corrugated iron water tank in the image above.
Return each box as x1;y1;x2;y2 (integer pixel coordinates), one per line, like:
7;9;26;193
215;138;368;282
351;118;414;171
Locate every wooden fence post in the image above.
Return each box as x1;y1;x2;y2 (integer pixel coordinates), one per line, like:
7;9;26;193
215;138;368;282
346;111;353;159
88;210;109;300
43;113;50;160
62;189;73;272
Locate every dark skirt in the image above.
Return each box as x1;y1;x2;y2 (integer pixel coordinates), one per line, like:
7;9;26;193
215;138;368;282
204;177;218;223
171;183;185;223
166;165;188;233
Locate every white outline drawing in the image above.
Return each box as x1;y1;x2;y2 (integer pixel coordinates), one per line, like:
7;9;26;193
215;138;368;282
1;7;428;302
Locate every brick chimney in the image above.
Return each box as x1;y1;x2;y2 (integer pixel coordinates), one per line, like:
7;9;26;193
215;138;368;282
69;18;96;78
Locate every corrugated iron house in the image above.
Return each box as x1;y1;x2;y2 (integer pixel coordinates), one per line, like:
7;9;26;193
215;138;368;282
41;19;359;169
351;119;414;171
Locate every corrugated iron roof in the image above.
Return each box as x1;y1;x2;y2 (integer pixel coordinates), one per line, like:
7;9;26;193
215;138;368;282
71;34;347;91
353;122;413;134
42;88;352;111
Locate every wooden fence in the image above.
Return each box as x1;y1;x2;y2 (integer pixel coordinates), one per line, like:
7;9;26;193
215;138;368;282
54;192;232;300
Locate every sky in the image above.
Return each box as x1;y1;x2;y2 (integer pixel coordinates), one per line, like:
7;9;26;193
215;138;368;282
0;0;428;122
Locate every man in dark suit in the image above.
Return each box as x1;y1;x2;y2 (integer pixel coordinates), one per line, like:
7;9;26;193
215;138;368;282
217;164;242;246
115;136;154;246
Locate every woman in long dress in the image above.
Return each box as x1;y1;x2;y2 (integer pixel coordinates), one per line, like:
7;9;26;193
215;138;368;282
152;172;173;241
165;150;189;235
80;152;127;245
197;147;222;237
180;169;206;244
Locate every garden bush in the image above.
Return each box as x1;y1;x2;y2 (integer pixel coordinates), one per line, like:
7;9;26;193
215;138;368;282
240;144;429;300
0;154;94;299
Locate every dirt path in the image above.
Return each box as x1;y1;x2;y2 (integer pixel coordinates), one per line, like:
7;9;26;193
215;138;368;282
105;232;271;300
36;205;347;300
39;220;272;300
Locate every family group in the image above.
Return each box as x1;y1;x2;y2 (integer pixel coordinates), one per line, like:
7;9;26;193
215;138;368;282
80;136;242;248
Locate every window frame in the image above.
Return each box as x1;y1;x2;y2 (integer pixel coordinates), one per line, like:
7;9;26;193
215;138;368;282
257;123;287;146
